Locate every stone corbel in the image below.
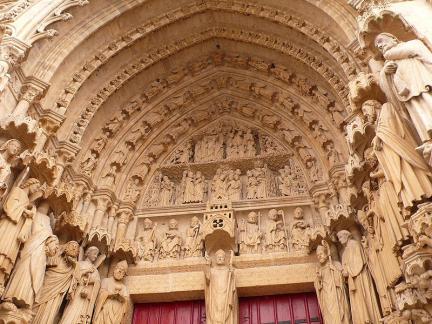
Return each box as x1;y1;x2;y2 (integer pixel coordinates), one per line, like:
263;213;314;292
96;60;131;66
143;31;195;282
33;106;65;153
408;202;432;241
394;281;429;312
402;244;432;283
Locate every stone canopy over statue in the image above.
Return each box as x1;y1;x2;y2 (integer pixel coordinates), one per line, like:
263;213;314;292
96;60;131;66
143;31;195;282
204;249;238;324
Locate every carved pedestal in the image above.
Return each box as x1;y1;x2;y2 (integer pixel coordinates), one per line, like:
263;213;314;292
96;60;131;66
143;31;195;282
203;202;235;253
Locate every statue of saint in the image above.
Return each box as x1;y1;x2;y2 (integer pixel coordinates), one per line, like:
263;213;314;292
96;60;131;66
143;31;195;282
137;218;157;262
2;200;57;308
314;243;351;324
374;102;432;209
238;212;262;254
93;260;129;324
159;176;173;206
265;209;287;252
159;219;182;259
0;139;22;201
183;216;203;257
337;230;382;324
204;250;238;324
33;240;80;324
59;246;103;324
182;171;195;204
227;171;241;201
0;177;40;294
290;207;310;253
375;33;432;143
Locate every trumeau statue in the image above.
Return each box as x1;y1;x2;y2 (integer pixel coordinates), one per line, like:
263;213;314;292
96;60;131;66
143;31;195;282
375;33;432;144
59;246;103;324
33;240;80;324
0;177;40;294
265;209;287;252
337;230;382;324
137;218;157;262
314;243;351;324
183;216;203;258
93;260;129;324
2;201;57;309
290;207;310;254
0;139;22;201
159;219;182;259
204;250;238;324
238;211;263;254
374;102;432;210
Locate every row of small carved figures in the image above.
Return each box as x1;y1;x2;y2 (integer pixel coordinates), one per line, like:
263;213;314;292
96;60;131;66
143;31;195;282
134;209;311;262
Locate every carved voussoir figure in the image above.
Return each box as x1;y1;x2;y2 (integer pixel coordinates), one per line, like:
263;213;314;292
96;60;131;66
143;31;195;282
314;243;351;324
93;260;129;324
0;177;40;295
204;250;238;324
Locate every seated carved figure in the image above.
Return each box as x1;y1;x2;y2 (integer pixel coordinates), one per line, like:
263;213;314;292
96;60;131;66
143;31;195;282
159;219;182;259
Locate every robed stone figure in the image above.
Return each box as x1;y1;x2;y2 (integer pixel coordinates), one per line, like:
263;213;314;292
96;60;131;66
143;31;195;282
2;200;58;308
375;32;432;143
338;230;381;324
93;260;129;324
374;102;432;209
204;249;238;324
314;243;351;324
33;240;80;324
0;177;40;294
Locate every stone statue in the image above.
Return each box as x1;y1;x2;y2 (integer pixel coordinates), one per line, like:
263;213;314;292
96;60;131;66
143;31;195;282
33;240;80;324
159;175;174;206
278;165;292;196
227;170;241;201
193;171;205;203
375;33;432;144
246;170;258;199
60;246;103;324
183;216;203;257
290;207;310;254
265;209;287;252
374;102;432;210
204;250;238;324
211;168;228;201
314;243;351;324
243;129;256;157
2;200;57;309
137;218;157;262
0;139;22;201
0;177;40;294
93;260;129;324
159;219;182;259
238;211;262;254
80;152;98;177
182;171;195;204
337;230;382;324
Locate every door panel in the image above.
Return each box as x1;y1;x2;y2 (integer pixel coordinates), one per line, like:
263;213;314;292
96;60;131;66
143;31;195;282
133;293;322;324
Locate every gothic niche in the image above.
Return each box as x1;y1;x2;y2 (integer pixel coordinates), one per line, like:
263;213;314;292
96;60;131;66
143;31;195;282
139;121;310;208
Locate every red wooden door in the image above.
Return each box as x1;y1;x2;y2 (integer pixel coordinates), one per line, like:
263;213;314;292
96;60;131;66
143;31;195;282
133;300;206;324
133;293;322;324
239;293;323;324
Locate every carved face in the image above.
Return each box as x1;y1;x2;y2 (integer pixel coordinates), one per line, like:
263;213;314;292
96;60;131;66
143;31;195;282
86;247;99;262
169;219;178;229
65;241;80;258
268;209;278;220
337;231;350;245
143;219;153;229
191;217;199;227
114;266;126;280
316;246;328;264
375;33;398;54
294;207;303;219
247;212;257;223
6;140;22;156
29;182;40;194
215;250;226;265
